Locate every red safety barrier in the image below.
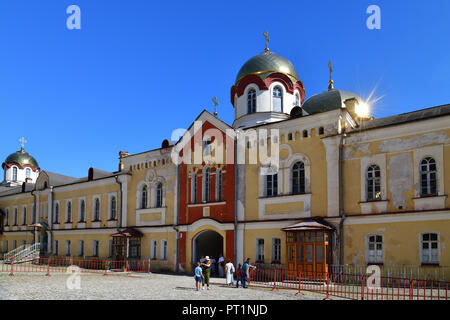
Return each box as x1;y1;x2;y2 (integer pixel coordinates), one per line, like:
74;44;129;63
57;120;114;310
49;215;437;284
1;256;151;276
246;266;450;300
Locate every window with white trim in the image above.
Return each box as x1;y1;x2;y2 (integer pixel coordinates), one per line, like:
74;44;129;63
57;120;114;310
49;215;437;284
203;167;211;202
151;240;158;260
66;240;71;256
265;174;278;197
247;89;256;113
79;200;86;222
421;233;439;264
94;198;100;221
367;165;381;201
256;238;265;262
420;157;437;196
13;208;18;225
22;207;27;225
110;196;117;219
272;238;281;263
216;169;223;201
292;161;305;194
272;86;283;112
66;201;72;223
161;240;167;260
12;167;18;181
141;185;148;209
93;240;99;257
155;183;163;208
367;235;383;264
191;174;197;203
78;240;84;256
26;168;31;178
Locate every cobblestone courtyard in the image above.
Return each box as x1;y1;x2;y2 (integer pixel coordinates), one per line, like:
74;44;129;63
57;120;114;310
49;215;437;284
0;272;327;300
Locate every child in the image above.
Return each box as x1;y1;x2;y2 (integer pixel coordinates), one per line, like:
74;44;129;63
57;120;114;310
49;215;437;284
235;263;242;288
194;262;203;291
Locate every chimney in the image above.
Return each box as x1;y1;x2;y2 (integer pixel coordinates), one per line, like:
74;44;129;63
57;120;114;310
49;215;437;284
118;151;129;171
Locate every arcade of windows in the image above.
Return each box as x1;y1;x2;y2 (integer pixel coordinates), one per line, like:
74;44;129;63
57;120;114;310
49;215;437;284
190;168;223;204
264;161;306;197
139;183;164;209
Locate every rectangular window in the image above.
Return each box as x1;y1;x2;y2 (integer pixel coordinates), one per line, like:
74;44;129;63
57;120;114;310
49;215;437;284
161;240;167;260
22;207;27;225
266;174;278;197
66;201;72;223
78;240;84;256
65;240;71;256
93;240;99;257
216;170;223;201
256;239;265;262
5;209;9;225
272;238;281;263
13;240;17;250
13;208;18;225
151;240;157;260
4;240;8;252
421;233;439;264
367;235;383;264
53;240;58;255
191;175;197;203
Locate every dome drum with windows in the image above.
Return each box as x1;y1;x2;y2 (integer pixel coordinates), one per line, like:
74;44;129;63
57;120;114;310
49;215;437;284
2;139;40;185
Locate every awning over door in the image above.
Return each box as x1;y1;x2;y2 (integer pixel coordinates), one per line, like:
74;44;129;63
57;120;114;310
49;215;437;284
282;220;333;232
111;227;143;238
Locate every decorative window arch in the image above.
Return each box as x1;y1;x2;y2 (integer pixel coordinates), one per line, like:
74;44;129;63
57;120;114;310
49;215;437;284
66;201;72;223
110;196;117;219
292;161;305;194
272;86;283;112
12;167;18;181
203;167;211;202
94;198;100;221
366;165;381;201
155;182;163;208
420;157;437;196
247;88;257;114
216;169;223;201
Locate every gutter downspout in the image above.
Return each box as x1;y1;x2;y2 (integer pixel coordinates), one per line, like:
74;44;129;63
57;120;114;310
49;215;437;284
49;186;54;256
173;164;180;273
338;120;346;266
234;138;238;268
114;176;123;228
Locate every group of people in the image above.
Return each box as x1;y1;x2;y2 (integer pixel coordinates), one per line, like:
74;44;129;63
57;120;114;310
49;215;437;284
194;257;255;291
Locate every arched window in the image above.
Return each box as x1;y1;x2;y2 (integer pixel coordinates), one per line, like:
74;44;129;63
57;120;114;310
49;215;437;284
12;167;18;181
66;202;72;223
94;198;100;221
272;86;283;112
366;165;381;201
191;174;197;203
141;185;148;209
420;157;437;196
155;183;163;208
79;200;85;222
216;169;223;201
110;196;117;219
22;207;27;225
295;93;300;106
26;168;31;178
13;208;18;225
292;162;305;194
247;89;257;114
54;203;59;223
203;168;211;202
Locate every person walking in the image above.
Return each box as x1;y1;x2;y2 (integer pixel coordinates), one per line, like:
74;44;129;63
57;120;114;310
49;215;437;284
194;262;203;291
201;256;211;290
235;263;242;288
225;259;235;286
241;258;253;288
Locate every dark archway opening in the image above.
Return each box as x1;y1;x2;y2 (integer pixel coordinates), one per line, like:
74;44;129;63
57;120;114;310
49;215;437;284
193;230;223;274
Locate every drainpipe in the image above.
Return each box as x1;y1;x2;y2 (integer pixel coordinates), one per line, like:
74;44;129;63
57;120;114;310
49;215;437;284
49;186;54;256
173;164;180;273
31;190;37;244
234;138;238;268
114;175;123;228
338;118;346;267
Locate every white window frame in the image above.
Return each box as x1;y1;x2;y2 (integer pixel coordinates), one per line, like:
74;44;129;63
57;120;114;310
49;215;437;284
26;167;31;178
247;88;257;114
93;196;101;221
256;238;265;262
202;167;211;203
12;166;18;181
366;234;384;264
216;169;223;201
419;157;437;196
271;238;281;263
272;85;283;112
420;232;440;264
366;165;382;201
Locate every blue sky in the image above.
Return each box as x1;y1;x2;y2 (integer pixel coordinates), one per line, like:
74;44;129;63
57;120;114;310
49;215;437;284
1;0;449;177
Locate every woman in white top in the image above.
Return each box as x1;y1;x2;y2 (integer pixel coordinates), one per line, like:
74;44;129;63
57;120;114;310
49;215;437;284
225;259;235;286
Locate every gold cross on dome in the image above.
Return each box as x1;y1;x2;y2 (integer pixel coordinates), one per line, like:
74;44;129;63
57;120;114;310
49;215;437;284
264;31;270;52
19;137;27;152
328;60;334;91
212;96;219;117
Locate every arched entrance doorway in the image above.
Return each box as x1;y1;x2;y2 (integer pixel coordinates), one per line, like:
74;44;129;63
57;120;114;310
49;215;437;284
192;230;223;267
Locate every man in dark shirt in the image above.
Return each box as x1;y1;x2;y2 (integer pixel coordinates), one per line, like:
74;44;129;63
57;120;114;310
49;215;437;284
241;258;252;288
